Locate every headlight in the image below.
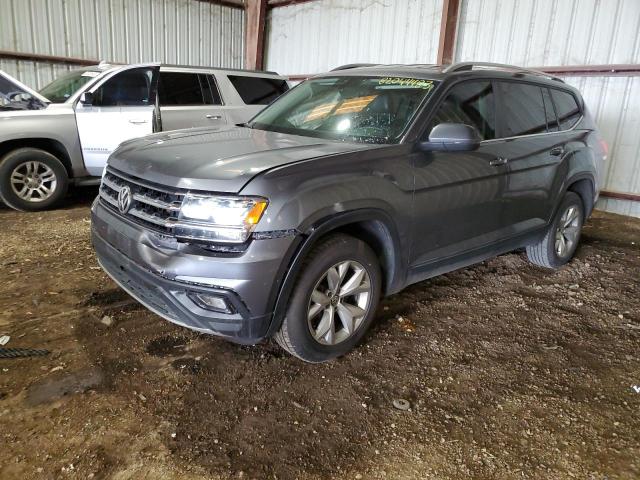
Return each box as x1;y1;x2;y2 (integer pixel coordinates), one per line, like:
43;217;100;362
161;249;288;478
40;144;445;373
175;194;268;244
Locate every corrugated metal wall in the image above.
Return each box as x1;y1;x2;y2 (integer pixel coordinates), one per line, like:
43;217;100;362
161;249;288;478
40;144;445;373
264;0;444;75
0;0;245;90
455;0;640;217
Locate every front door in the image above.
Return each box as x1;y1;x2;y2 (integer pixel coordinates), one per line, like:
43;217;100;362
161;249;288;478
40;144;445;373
158;71;226;131
410;80;510;269
75;66;158;176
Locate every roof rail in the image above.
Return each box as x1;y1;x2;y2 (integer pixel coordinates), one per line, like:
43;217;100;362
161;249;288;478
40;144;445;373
444;62;564;82
331;63;379;71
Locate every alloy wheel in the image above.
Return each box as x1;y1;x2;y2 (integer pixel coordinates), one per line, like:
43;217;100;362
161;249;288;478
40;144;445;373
555;204;581;257
307;260;372;345
10;161;57;202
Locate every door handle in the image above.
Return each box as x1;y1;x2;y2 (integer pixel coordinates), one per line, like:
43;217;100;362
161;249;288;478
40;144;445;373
489;157;508;166
128;119;148;124
550;146;564;156
205;114;222;120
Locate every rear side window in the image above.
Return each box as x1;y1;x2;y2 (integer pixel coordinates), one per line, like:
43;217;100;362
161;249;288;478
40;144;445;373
551;89;581;130
159;72;221;106
428;80;496;140
227;75;289;105
542;88;559;132
498;82;548;137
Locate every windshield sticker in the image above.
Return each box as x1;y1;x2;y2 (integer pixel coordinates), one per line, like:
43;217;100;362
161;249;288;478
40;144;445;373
81;71;101;78
378;77;434;90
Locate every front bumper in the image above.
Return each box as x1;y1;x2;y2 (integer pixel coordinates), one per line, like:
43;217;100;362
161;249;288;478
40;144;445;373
91;198;296;344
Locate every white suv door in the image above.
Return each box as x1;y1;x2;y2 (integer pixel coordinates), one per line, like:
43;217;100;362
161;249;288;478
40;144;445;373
75;66;158;176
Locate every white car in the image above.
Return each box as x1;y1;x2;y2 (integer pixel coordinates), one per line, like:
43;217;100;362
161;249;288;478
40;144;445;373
0;64;289;211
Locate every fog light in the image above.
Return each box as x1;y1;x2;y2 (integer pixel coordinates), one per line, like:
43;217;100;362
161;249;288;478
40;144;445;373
189;292;232;313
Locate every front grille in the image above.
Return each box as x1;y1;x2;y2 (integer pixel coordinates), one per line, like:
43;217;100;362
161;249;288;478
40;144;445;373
99;167;184;235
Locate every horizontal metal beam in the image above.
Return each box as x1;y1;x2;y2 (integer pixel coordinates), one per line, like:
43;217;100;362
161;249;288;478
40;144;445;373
268;0;318;7
537;64;640;77
196;0;246;9
0;49;103;66
600;190;640;202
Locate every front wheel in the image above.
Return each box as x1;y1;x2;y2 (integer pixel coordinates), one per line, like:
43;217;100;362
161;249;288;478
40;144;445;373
526;191;584;268
274;234;382;363
0;148;69;211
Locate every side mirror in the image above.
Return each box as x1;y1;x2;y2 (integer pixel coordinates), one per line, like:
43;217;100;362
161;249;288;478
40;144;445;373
79;92;93;106
419;123;481;152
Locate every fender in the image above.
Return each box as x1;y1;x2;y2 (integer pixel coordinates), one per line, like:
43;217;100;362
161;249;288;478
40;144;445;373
264;208;406;338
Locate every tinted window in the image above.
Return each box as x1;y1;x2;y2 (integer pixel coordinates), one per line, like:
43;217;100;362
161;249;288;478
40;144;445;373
93;68;153;107
429;81;496;140
159;72;218;105
542;88;559;132
201;75;222;105
228;75;289;105
498;82;548;137
551;89;581;130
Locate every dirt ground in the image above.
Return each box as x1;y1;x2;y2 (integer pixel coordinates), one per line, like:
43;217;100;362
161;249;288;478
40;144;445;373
0;188;638;480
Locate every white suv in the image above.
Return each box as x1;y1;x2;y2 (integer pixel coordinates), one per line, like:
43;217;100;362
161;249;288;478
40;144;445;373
0;64;289;211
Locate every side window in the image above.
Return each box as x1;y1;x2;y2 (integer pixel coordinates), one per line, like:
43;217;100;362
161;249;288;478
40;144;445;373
542;88;559;132
92;68;154;107
202;75;223;105
159;72;212;106
551;89;581;130
227;75;289;105
428;81;496;140
498;82;548;137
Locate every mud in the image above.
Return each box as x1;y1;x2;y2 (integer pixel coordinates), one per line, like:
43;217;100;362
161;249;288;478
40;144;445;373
0;189;638;479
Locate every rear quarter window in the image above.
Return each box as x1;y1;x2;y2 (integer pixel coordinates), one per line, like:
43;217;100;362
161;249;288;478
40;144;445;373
227;75;289;105
551;89;582;130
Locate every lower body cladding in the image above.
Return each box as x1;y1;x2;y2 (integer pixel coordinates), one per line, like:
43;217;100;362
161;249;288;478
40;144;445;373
90;199;296;344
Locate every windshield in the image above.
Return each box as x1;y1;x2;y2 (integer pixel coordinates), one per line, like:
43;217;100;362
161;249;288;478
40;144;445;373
0;74;46;111
39;69;100;103
249;76;437;144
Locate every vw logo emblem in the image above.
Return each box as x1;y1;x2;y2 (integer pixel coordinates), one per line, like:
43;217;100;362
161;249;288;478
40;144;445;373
117;186;132;214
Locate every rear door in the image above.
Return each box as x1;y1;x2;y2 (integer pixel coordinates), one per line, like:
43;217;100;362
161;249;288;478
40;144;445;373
411;80;511;268
74;66;158;176
494;81;571;234
158;70;226;130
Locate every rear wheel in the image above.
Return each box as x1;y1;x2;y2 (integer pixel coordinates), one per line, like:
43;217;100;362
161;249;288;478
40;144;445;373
0;148;68;211
526;191;584;268
274;234;382;363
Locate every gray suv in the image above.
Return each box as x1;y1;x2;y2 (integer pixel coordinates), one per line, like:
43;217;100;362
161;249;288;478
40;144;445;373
91;62;607;362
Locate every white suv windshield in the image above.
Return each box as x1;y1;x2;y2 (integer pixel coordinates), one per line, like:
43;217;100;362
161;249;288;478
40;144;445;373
39;69;100;103
249;76;437;144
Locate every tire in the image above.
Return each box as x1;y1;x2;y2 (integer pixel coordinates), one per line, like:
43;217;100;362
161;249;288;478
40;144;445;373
526;191;584;269
274;234;382;363
0;148;69;211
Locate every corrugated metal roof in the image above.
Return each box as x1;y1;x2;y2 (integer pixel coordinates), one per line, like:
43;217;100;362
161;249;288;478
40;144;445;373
0;0;245;89
265;0;444;75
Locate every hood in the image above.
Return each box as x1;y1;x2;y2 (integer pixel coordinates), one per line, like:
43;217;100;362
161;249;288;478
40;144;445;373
0;70;49;111
108;125;379;192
